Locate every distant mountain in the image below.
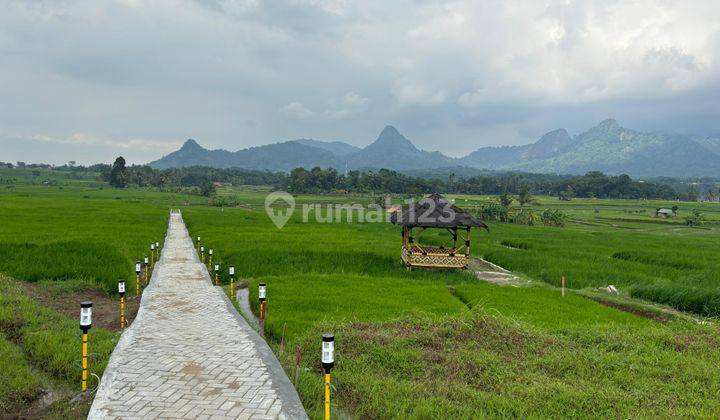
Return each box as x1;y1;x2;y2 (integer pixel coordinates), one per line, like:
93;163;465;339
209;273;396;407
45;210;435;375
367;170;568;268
149;126;453;172
697;137;720;156
150;139;342;171
150;121;720;177
294;139;360;156
347;126;454;171
461;119;720;177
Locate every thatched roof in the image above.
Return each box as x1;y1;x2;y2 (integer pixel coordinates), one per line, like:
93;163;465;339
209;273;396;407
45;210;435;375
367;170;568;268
390;193;489;229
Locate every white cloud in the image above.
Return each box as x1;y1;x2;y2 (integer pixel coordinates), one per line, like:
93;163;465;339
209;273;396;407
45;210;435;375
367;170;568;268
395;84;447;106
341;91;368;107
281;101;315;119
25;132;179;152
1;0;720;162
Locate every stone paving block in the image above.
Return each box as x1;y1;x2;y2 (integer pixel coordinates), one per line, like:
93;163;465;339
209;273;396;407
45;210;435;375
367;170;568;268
89;212;307;419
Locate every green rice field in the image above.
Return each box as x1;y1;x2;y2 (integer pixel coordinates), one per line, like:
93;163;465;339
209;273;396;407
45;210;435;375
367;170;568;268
1;169;719;417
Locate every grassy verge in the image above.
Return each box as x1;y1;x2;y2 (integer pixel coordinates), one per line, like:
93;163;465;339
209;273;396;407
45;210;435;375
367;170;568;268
0;336;44;414
293;310;720;418
0;277;119;415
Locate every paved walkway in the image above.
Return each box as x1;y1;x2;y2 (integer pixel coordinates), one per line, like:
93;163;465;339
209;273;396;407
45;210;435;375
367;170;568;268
89;212;306;419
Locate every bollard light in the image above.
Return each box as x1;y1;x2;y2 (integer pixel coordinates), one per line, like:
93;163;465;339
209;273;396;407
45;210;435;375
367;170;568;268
200;245;204;253
80;301;93;392
197;236;201;242
259;282;268;336
144;256;149;265
209;248;213;256
118;280;126;329
322;334;334;372
213;263;220;285
143;256;150;288
259;283;267;302
151;243;155;252
322;333;335;420
135;261;142;295
228;265;235;300
155;241;159;248
80;301;93;331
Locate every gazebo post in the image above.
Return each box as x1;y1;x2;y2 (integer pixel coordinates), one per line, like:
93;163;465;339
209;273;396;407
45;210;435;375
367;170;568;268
465;226;471;257
452;227;458;251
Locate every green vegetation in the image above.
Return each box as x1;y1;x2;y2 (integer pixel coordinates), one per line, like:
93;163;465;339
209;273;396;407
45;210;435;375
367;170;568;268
1;167;719;417
183;187;720;418
0;182;178;292
295;310;720;418
287;167;678;199
0;335;44;413
0;277;117;382
247;274;465;343
0;173;176;415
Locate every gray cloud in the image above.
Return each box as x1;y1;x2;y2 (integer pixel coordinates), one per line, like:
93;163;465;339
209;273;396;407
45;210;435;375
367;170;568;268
1;0;719;164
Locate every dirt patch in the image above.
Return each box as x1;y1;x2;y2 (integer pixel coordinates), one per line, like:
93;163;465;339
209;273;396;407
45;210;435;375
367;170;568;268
180;362;203;377
18;282;140;332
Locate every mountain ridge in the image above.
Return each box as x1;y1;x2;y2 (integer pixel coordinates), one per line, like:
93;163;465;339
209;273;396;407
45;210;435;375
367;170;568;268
149;121;720;177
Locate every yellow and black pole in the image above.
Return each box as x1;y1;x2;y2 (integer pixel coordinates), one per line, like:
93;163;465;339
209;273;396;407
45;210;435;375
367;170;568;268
196;236;201;252
79;301;93;393
135;261;142;296
118;279;126;329
229;265;235;300
155;241;160;258
259;283;267;337
208;248;213;270
200;246;205;265
143;256;149;288
322;334;335;420
214;263;220;285
150;243;155;266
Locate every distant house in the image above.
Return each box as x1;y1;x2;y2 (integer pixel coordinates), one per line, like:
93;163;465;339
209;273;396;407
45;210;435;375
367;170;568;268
656;208;675;218
212;181;223;188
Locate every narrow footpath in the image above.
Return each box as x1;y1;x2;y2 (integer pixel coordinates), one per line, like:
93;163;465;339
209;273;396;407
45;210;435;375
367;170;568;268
89;211;306;419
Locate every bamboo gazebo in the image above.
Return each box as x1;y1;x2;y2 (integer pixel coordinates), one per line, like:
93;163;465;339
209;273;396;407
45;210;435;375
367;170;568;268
390;193;488;269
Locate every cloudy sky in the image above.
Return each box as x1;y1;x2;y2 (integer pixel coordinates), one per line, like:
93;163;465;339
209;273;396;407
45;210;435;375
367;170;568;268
1;0;720;165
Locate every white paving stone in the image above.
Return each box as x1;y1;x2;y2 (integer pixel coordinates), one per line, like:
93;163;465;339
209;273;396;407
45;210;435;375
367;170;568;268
89;211;307;419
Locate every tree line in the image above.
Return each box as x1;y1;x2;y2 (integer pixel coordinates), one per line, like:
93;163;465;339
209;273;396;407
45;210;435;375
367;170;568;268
287;167;679;200
3;157;709;201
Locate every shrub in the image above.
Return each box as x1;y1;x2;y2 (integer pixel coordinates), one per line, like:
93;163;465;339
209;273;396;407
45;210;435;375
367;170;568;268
541;209;568;227
510;209;536;225
477;202;509;222
685;209;704;226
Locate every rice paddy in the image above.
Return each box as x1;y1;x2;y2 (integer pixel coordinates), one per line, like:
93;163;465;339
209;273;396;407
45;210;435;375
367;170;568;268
1;170;719;417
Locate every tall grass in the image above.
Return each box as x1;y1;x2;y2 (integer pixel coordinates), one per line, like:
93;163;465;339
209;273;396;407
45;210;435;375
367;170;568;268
0;336;44;414
293;311;720;418
0;277;118;382
0;187;175;292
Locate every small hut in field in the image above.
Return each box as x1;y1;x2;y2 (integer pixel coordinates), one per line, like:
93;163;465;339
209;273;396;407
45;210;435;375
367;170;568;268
390;193;488;269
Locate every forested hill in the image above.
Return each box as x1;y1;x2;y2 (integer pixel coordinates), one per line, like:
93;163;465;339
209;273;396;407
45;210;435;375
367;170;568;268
149;120;720;177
